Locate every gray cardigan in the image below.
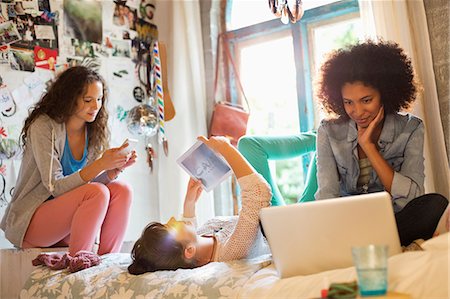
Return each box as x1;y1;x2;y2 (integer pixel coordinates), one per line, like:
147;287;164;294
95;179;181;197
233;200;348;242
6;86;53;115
1;114;112;247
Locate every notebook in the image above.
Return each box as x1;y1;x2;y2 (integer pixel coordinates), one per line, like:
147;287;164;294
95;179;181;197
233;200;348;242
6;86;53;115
260;191;402;278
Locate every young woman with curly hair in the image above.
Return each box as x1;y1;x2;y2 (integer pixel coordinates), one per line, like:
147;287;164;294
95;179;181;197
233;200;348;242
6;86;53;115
1;66;136;256
315;40;448;246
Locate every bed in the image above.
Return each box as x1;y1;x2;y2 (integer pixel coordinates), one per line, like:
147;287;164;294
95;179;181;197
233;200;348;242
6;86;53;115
20;232;449;299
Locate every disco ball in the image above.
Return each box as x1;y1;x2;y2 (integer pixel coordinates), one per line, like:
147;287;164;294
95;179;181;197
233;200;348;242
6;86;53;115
126;104;158;136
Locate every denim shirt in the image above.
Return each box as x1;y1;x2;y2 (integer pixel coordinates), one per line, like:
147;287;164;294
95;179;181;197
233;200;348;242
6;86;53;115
315;113;425;212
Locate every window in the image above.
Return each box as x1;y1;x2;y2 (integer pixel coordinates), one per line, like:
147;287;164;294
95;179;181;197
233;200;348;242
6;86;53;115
225;0;362;203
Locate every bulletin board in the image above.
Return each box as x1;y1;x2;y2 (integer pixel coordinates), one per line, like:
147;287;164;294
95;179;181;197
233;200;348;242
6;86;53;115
0;0;161;208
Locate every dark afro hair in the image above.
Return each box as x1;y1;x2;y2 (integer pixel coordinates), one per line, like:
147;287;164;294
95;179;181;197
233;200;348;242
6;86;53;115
315;40;418;120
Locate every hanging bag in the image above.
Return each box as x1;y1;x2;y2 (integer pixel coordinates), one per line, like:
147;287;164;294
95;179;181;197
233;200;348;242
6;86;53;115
209;34;250;146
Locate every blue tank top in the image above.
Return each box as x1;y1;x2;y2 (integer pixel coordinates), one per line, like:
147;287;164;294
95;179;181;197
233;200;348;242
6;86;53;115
61;132;88;176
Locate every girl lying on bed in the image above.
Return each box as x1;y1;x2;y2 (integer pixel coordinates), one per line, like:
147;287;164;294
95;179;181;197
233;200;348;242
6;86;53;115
128;136;272;275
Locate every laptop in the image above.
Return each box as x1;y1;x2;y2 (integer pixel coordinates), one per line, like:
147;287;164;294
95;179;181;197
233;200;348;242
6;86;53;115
260;191;402;278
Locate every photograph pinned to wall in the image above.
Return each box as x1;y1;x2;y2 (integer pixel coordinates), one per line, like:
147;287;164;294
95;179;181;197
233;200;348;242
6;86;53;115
21;0;40;15
71;38;94;57
34;24;55;40
0;47;9;64
11;14;36;49
122;29;137;40
6;3;16;18
12;1;25;15
37;0;51;12
0;21;21;46
34;11;58;49
34;46;57;70
113;1;138;31
9;46;35;72
138;0;156;24
0;3;8;22
63;0;102;44
92;43;110;58
0;85;16;117
111;38;131;58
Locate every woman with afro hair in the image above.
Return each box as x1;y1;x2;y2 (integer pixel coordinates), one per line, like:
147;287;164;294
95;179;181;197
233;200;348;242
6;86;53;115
315;40;448;246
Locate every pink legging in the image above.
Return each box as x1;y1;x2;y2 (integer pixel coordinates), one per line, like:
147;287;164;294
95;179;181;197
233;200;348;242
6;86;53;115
23;181;132;256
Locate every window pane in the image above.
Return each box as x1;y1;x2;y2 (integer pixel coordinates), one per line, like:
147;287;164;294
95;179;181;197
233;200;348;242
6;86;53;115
228;1;276;30
240;36;299;135
310;15;363;128
239;35;303;204
312;17;363;73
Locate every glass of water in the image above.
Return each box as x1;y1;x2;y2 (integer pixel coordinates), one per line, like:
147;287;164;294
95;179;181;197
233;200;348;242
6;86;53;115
351;245;388;297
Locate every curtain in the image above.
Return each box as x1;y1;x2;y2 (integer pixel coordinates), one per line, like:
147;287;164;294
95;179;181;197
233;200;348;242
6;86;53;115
358;0;450;200
154;0;215;225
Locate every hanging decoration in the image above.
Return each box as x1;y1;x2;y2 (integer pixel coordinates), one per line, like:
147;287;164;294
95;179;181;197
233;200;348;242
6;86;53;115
152;40;169;156
268;0;304;24
125;104;158;137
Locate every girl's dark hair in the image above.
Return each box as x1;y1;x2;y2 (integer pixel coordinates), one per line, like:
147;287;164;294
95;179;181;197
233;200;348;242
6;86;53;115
128;222;196;275
315;39;418;120
21;66;109;158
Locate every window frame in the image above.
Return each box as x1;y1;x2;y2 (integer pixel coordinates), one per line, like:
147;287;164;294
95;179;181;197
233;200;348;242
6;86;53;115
224;0;360;132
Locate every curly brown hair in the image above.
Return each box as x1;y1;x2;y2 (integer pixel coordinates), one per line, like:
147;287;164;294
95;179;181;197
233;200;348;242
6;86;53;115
315;40;418;120
21;66;109;158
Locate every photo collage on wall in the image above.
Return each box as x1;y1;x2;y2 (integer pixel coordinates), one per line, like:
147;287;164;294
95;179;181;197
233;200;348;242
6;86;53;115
0;0;57;72
0;0;159;78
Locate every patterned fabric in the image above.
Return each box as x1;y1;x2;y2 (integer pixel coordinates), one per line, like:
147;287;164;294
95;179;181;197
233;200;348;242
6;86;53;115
357;158;372;189
197;173;272;262
20;253;271;299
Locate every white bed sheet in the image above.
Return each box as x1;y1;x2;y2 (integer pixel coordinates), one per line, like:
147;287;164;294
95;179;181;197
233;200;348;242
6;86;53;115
240;233;449;299
20;234;449;299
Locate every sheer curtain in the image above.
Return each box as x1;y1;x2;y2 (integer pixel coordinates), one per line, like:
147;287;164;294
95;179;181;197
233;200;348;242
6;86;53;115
154;0;215;225
359;0;450;200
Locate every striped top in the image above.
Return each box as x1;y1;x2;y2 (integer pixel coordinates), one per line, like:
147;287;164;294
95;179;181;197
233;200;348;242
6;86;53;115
357;158;372;190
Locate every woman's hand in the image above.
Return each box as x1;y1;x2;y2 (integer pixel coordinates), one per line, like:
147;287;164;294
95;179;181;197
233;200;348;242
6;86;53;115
121;150;137;170
198;135;232;155
183;178;203;218
357;106;384;150
99;143;129;171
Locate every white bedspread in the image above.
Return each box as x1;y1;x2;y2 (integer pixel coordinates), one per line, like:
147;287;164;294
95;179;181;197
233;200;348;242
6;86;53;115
20;233;449;299
20;253;271;299
240;233;450;299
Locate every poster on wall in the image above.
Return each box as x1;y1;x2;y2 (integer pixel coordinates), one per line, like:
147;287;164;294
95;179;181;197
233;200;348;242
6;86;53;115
113;1;137;31
0;21;21;46
9;46;35;72
63;0;102;44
